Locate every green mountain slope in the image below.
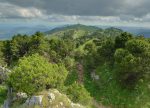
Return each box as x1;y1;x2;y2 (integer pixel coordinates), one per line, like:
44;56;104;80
45;24;99;39
46;24;99;34
46;24;123;40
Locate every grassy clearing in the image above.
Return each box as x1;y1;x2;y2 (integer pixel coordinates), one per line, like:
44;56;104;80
84;64;150;108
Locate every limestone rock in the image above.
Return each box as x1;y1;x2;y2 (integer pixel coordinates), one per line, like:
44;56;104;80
16;92;27;99
10;89;86;108
25;95;43;106
48;92;55;101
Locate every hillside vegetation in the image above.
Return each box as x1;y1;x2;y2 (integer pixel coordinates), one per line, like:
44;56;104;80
0;24;150;108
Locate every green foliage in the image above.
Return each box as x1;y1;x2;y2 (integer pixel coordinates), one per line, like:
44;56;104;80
29;32;49;54
115;32;133;48
126;39;150;56
84;64;150;108
46;24;99;39
114;48;130;63
83;66;101;101
96;65;137;108
3;32;50;65
0;41;6;66
64;69;78;86
0;85;7;105
5;34;30;64
74;48;85;61
98;38;115;62
0;25;150;108
62;57;75;70
114;38;150;89
104;27;123;38
81;28;150;107
8;54;68;95
84;42;96;53
66;82;92;106
49;38;75;63
83;41;98;69
114;49;138;71
11;35;30;57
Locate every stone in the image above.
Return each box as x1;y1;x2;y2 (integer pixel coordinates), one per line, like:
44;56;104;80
25;95;43;105
53;89;60;94
2;100;9;108
71;103;85;108
60;102;63;106
16;92;27;99
9;89;86;108
48;93;55;101
91;72;99;80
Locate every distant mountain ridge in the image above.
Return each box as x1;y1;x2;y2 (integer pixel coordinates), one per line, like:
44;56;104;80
45;24;99;34
0;25;50;40
45;24;124;40
1;24;150;40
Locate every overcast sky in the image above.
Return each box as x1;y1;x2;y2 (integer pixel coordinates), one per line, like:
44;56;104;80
0;0;150;27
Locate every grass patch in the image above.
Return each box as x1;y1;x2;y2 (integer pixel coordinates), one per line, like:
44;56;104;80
64;69;78;86
84;64;150;108
0;85;7;106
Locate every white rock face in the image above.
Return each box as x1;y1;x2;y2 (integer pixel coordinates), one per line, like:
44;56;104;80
71;103;85;108
60;102;63;106
48;93;55;101
9;89;86;108
16;92;27;99
25;95;43;105
2;100;9;108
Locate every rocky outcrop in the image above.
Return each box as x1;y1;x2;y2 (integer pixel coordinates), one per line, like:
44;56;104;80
25;95;43;106
0;66;11;84
16;92;27;99
8;89;85;108
2;100;9;108
47;92;55;102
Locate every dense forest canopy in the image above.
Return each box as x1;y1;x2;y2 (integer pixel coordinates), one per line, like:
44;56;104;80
0;24;150;108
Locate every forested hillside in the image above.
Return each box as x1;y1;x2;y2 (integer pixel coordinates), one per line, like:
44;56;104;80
0;24;150;108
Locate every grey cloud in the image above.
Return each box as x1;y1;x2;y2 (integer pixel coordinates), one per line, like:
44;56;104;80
0;0;150;25
0;2;46;19
2;0;149;17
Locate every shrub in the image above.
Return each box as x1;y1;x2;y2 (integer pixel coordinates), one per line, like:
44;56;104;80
66;82;92;106
0;85;7;105
8;54;68;95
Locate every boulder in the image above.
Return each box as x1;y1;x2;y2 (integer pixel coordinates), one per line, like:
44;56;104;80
16;92;27;99
71;103;85;108
10;89;86;108
48;92;55;101
91;71;99;80
25;95;43;106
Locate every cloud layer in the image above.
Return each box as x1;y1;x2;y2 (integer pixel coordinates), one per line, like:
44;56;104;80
0;0;150;26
